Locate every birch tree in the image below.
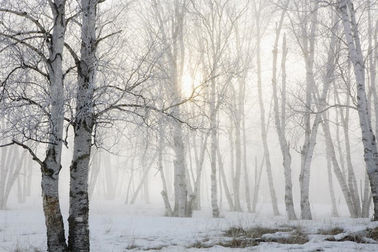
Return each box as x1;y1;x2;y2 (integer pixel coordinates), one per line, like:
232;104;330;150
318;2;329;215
271;0;296;220
337;0;378;220
288;0;319;219
0;1;70;250
254;0;280;216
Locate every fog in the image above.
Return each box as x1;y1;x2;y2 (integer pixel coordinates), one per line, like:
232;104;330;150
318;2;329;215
0;0;378;251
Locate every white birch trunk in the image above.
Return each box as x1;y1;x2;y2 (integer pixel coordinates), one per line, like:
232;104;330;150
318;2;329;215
326;145;339;217
217;142;234;211
41;1;67;250
158;121;173;216
256;10;279;216
210;72;219;217
68;0;97;250
299;1;319;220
338;0;378;220
271;5;297;219
252;156;264;213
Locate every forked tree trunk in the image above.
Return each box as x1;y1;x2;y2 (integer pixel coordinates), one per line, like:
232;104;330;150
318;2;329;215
271;1;296;219
321;116;357;217
191;132;210;211
130;153;158;204
298;0;319;220
255;4;279;216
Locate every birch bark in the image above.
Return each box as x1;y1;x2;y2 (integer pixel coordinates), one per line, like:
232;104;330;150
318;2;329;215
68;0;97;250
42;1;68;250
338;0;378;220
271;0;296;219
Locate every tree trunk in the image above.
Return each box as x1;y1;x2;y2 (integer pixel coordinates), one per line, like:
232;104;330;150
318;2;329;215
68;0;97;250
210;69;219;217
89;148;101;199
158;121;173;216
125;158;135;204
338;0;378;220
217;138;234;211
41;1;68;250
326;147;339;217
191;132;210;211
321;117;356;217
242;118;252;212
255;7;279;216
298;1;319;220
271;2;296;219
130;153;158;204
252;156;264;213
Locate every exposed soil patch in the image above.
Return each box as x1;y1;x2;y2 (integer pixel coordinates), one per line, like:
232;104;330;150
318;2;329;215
319;227;344;236
194;226;309;248
125;225;378;250
324;227;378;244
224;226;292;239
366;227;378;241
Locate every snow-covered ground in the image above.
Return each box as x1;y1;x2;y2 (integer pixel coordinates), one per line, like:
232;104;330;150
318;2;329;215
1;200;377;251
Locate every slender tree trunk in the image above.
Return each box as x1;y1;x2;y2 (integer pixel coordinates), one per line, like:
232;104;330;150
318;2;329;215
271;2;296;219
299;1;319;220
89;149;101;199
0;146;10;209
68;0;97;250
4;149;24;207
321;115;357;217
40;1;68;250
125;158;135;204
339;94;361;216
158;121;173;216
242;118;252;212
326;146;339;217
362;172;371;217
25;156;33;197
210;72;219;217
191;132;210;211
229;127;240;211
252;156;264;213
368;0;378;141
192;135;201;210
130;153;158;204
141;140;150;204
217;137;234;211
338;0;378;220
256;9;279;216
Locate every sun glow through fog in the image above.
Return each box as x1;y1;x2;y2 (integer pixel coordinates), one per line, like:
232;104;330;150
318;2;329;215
181;71;195;99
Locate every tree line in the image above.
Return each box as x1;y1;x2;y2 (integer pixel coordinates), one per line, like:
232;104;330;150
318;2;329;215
0;0;377;251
